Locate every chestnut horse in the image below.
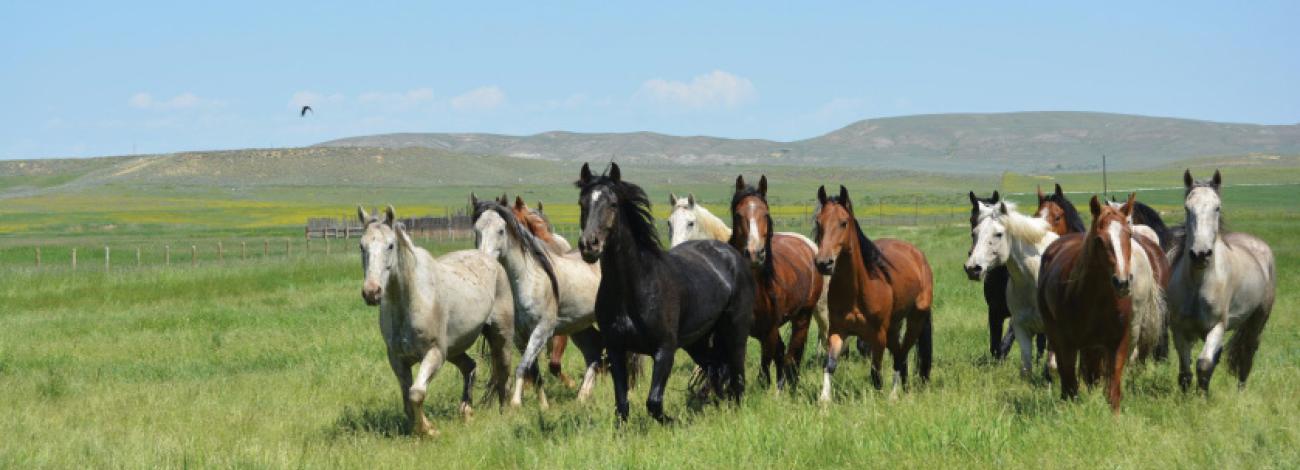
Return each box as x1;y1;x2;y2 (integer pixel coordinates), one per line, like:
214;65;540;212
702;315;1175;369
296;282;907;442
730;175;823;390
814;185;934;401
1038;194;1170;413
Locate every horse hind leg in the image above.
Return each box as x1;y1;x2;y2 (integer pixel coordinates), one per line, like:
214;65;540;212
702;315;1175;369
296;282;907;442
568;327;604;402
449;354;477;421
1055;346;1080;401
481;324;512;407
548;335;577;389
782;308;815;390
1228;307;1272;390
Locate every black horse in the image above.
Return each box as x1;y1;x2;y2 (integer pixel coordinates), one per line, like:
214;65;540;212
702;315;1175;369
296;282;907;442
576;162;754;423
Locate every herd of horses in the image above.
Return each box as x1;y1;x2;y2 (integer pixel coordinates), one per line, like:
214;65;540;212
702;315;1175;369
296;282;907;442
355;164;1275;435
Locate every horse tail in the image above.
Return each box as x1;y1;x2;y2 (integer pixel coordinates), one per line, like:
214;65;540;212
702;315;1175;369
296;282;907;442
917;310;933;382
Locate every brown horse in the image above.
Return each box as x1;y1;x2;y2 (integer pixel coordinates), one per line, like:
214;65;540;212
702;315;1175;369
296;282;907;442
1035;184;1088;235
730;175;823;390
1038;194;1169;413
813;185;934;401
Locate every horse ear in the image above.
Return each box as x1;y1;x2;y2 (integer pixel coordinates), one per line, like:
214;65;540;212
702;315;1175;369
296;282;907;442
735;174;746;192
469;192;479;207
817;186;828;205
357;205;370;224
609;162;621;182
578;162;593;187
758;175;768;197
1089;195;1102;218
991;190;1000;203
999;202;1009;215
497;193;508;206
1036;185;1045;203
669;193;677;206
687;193;696;207
1184;169;1194;189
1211;169;1222;190
1054;183;1064;198
838;185;851;210
1122;193;1136;217
515;196;526;210
536;201;544;212
383;205;396;226
968;191;977;206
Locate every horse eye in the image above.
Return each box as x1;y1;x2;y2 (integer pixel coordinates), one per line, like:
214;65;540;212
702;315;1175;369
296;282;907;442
687;222;695;227
840;221;848;228
995;232;1004;238
498;229;505;235
388;243;394;250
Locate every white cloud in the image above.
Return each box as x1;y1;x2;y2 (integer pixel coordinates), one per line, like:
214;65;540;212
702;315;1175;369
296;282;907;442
129;92;225;110
450;86;506;111
289;90;345;110
635;70;756;110
357;88;435;109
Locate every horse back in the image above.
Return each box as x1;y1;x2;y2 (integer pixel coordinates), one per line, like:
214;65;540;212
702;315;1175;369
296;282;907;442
667;240;755;340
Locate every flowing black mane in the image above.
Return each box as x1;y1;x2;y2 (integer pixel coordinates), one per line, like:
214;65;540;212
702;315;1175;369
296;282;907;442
1130;200;1171;248
825;195;892;281
473;200;560;300
1044;191;1086;233
575;173;662;256
729;184;775;281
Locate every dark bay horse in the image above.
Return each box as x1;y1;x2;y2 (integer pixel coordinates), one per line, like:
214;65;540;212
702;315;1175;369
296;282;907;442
814;185;934;401
1038;194;1170;413
730;175;823;390
576;163;754;422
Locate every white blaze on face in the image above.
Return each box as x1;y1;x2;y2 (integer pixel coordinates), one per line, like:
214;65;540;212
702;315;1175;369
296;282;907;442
1107;220;1127;276
590;189;602;205
746;201;763;254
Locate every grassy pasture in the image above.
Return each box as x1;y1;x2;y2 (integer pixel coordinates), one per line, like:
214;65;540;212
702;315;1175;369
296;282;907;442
1;181;1298;467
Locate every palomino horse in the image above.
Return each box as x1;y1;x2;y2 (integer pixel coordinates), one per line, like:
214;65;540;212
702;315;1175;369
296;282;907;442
730;175;823;390
473;196;605;408
1037;194;1169;413
669;191;833;353
813;185;934;401
964;199;1058;380
357;205;513;436
577;163;754;422
1169;170;1275;393
510;197;577;388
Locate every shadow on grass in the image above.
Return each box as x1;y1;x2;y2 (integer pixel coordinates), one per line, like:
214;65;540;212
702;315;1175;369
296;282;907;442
330;400;470;438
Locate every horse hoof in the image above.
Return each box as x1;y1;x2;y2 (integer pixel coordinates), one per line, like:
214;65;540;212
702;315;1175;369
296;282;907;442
459;403;474;421
415;426;440;438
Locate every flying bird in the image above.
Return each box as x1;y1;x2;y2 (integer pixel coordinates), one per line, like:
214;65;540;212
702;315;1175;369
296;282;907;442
299;105;313;117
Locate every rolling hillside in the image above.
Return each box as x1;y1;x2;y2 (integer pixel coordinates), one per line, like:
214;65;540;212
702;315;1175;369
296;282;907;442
318;112;1300;172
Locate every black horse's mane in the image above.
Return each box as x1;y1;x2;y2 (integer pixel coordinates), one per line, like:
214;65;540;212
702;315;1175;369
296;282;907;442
825;195;892;281
473;200;560;300
729;185;775;282
1043;192;1086;233
575;174;662;256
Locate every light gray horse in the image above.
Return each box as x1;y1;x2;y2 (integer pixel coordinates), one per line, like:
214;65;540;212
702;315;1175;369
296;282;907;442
1168;170;1276;392
358;205;514;437
472;196;604;408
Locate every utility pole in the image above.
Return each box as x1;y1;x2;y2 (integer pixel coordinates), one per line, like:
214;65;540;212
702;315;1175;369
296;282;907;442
1102;154;1109;198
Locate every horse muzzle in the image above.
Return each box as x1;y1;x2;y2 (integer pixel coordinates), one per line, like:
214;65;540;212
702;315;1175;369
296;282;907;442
578;239;603;264
1111;275;1132;296
815;258;835;275
1190;248;1213;267
743;248;766;268
964;264;984;281
362;283;383;306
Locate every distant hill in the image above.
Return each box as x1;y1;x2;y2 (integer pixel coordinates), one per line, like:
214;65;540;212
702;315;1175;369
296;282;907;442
318;112;1300;172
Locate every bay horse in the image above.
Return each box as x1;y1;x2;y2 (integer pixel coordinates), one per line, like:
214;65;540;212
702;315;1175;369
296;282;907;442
473;196;605;408
510;197;577;388
964;199;1058;380
813;185;934;401
730;175;823;390
1168;170;1275;393
1037;194;1169;413
577;162;754;422
356;205;513;437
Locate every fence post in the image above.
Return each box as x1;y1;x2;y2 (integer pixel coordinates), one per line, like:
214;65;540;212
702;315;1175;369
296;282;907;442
191;245;197;267
306;238;311;253
72;248;77;270
105;245;110;273
264;239;269;257
218;241;224;262
165;245;171;266
326;237;331;255
913;197;919;226
242;241;247;260
286;239;291;257
35;247;40;268
137;247;142;267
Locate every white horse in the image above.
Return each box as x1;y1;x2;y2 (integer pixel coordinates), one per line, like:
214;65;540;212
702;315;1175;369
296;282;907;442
668;193;831;346
472;196;604;408
963;200;1059;379
357;205;513;437
1169;170;1276;392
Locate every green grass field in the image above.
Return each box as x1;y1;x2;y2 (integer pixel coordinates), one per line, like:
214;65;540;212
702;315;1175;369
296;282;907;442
2;176;1297;467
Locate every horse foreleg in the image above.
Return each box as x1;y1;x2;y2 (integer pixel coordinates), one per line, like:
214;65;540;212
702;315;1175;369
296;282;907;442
1108;335;1131;414
757;326;777;391
820;333;844;403
568;327;604;402
868;334;886;391
646;346;677;424
888;343;907;401
783;309;814;391
512;318;557;409
607;346;631;423
409;347;446;437
1197;322;1227;393
387;352;416;432
449;354;477;421
1174;328;1194;392
1056;347;1079;401
549;335;577;389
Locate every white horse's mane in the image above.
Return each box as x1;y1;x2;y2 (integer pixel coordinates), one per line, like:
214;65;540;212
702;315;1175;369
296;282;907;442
992;201;1053;246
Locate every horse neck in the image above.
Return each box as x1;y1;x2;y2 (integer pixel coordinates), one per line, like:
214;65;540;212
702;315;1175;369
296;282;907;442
830;224;871;295
391;240;435;313
697;206;733;242
1071;230;1113;294
599;220;653;302
498;234;549;300
1002;211;1056;281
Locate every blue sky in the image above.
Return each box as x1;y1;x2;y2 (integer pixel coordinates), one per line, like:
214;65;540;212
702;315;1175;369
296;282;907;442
2;1;1298;159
